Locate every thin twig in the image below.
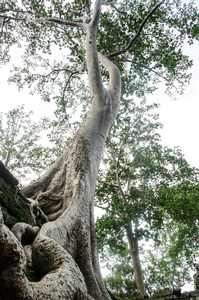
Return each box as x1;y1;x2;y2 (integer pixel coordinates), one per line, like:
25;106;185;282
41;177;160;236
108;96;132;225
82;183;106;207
61;71;79;126
62;71;79;102
33;68;73;78
116;160;128;206
109;3;126;14
0;16;11;38
98;180;119;189
123;59;170;82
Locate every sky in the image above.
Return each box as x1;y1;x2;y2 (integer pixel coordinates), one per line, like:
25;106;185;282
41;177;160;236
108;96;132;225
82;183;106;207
148;40;199;169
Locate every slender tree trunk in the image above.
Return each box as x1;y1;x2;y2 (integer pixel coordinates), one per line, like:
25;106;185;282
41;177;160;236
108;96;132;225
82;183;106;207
126;219;146;297
116;159;146;296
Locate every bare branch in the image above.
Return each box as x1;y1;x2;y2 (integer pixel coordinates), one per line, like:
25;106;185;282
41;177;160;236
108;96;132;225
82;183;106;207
94;204;122;218
34;68;73;78
107;0;167;58
0;14;87;29
98;179;119;189
116;160;128;206
109;3;126;14
95;204;110;212
62;71;79;125
90;0;102;28
0;16;11;38
0;17;6;38
48;17;87;29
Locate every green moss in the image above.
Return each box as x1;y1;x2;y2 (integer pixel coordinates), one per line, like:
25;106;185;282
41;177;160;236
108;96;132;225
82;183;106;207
1;207;17;228
25;267;40;282
0;178;32;228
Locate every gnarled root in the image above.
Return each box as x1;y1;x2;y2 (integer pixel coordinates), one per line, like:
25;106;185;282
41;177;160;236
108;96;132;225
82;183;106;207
0;205;94;299
11;222;40;242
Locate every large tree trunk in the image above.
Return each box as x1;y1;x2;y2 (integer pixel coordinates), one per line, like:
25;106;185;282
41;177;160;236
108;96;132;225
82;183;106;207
126;220;146;297
0;0;121;299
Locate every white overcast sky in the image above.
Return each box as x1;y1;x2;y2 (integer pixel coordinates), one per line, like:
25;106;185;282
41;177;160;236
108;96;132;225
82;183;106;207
149;40;199;169
0;36;199;170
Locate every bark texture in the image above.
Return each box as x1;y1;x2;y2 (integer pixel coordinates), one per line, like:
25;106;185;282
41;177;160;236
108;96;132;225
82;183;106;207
0;0;121;298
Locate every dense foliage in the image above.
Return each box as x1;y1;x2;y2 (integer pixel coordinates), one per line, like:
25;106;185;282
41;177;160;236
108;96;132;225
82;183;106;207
95;98;199;294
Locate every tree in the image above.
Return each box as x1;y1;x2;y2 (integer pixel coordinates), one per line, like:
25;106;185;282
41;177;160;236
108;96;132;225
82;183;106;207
146;220;197;295
0;105;53;181
104;256;137;299
155;181;199;235
95;98;199;296
0;0;199;299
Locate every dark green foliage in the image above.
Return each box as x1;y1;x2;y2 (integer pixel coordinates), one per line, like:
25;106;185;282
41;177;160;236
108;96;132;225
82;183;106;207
155;182;199;228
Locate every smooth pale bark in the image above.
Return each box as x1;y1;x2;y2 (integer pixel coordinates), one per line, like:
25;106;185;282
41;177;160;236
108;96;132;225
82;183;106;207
116;160;146;295
0;0;121;298
126;220;146;297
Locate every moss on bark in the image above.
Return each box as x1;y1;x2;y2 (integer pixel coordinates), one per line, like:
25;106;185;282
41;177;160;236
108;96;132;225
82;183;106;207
0;178;32;228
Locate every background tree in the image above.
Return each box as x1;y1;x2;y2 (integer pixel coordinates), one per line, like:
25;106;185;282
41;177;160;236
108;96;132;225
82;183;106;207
95;97;199;296
0;105;53;181
0;0;199;299
155;181;199;236
146;220;197;295
104;256;136;299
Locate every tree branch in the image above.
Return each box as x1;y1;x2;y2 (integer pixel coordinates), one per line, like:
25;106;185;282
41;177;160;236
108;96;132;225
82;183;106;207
123;59;170;82
0;16;11;38
61;71;79;126
86;0;105;104
116;160;128;206
98;52;121;97
35;68;74;78
90;0;102;28
109;3;126;14
98;179;119;189
0;14;87;29
107;0;167;58
48;17;87;29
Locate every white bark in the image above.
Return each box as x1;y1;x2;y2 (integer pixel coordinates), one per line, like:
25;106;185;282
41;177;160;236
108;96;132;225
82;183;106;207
126;220;146;297
0;0;121;298
11;223;39;242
